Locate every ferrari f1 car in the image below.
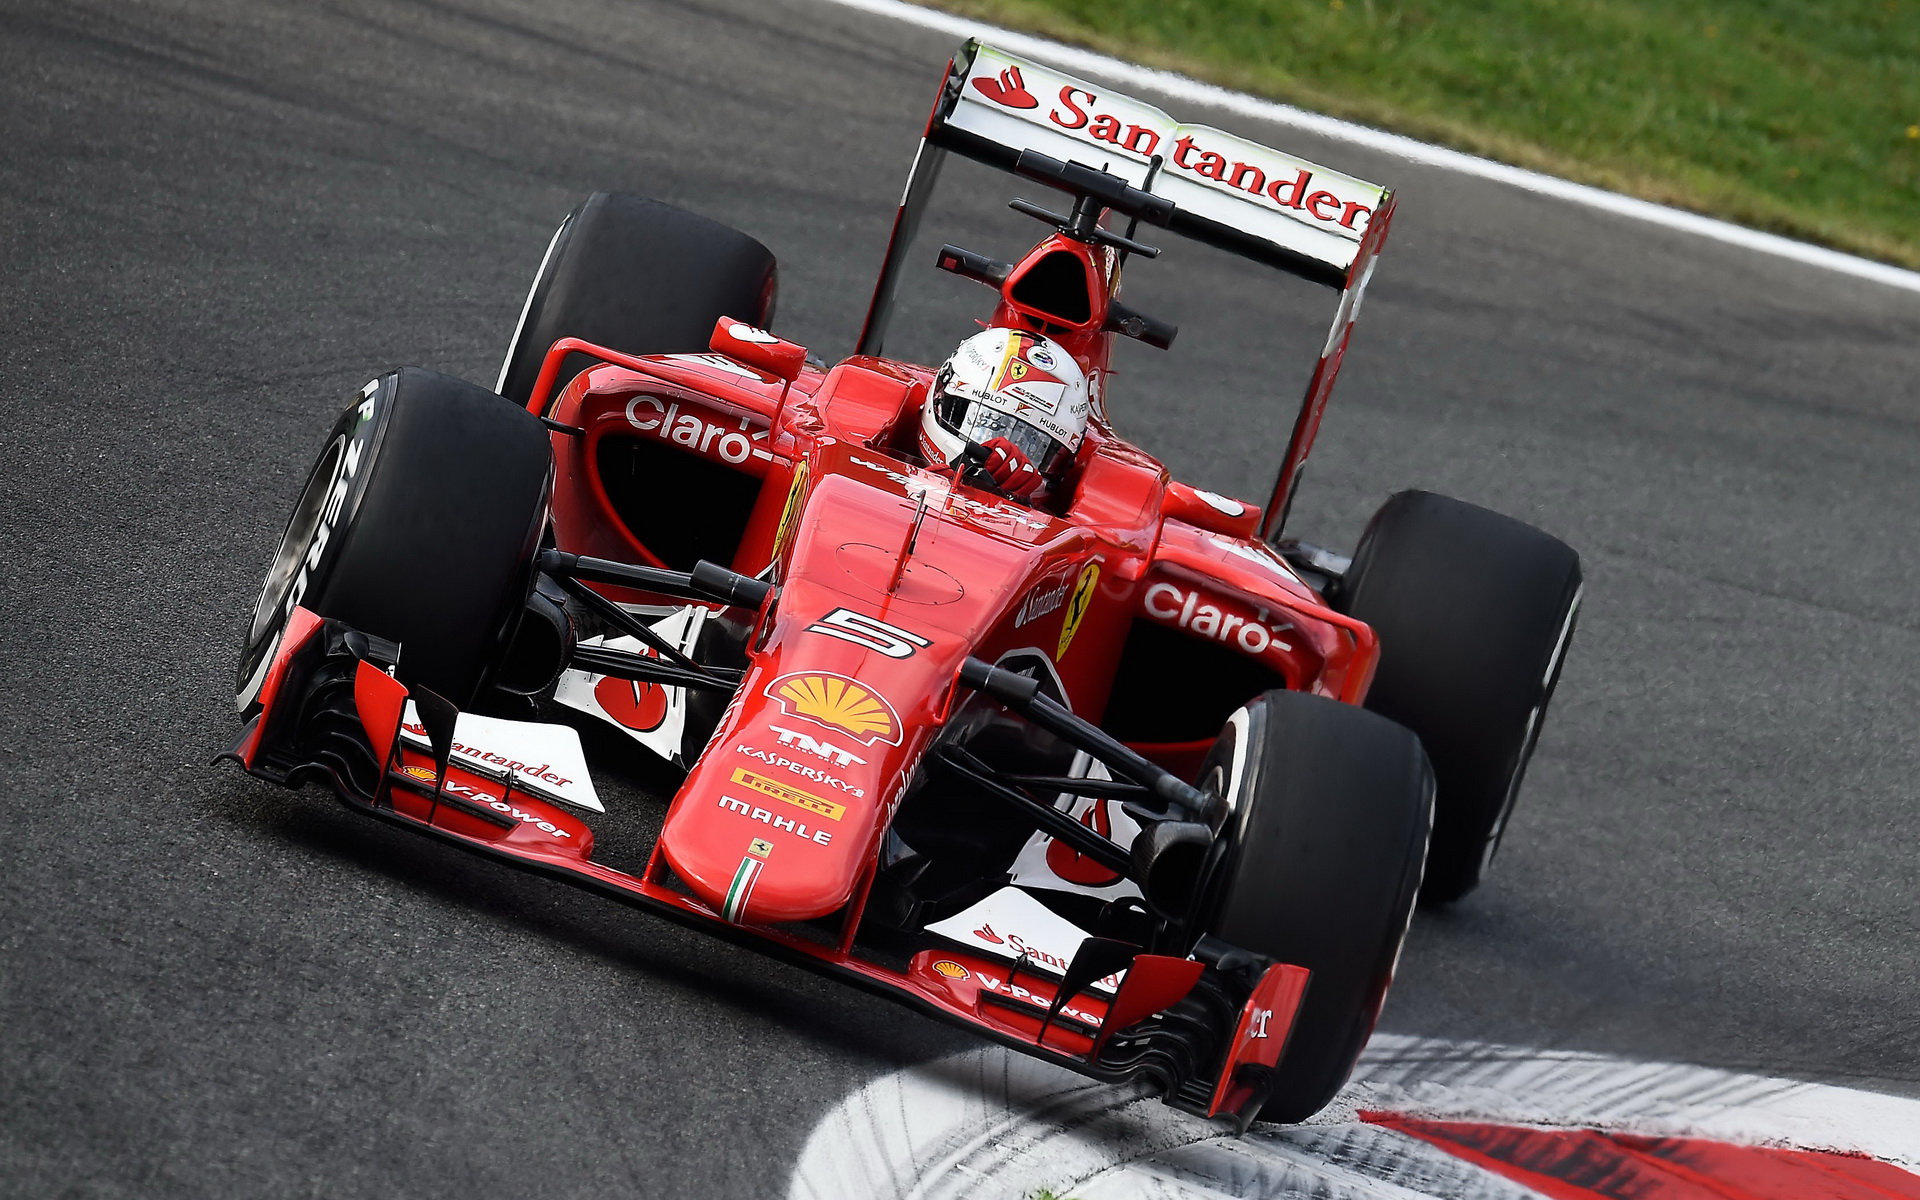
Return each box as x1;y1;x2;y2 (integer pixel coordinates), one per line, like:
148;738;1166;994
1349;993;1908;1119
227;42;1582;1128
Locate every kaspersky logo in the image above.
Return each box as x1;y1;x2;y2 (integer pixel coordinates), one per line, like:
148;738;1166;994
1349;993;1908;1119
766;672;902;747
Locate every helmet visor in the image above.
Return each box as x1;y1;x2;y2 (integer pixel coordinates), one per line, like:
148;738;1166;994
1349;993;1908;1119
949;398;1067;474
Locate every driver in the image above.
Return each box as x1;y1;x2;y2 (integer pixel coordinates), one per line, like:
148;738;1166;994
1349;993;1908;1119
917;328;1090;501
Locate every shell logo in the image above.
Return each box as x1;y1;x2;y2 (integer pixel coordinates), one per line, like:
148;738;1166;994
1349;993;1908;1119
766;672;902;747
931;960;970;980
400;765;438;782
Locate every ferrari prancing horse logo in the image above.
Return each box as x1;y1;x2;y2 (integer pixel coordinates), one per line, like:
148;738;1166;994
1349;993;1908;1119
1056;563;1099;659
772;459;808;563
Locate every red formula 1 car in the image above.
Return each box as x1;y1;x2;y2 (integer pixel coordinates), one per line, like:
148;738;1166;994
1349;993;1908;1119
227;42;1582;1128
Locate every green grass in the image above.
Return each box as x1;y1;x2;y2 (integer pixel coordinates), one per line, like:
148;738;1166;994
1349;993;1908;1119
927;0;1920;267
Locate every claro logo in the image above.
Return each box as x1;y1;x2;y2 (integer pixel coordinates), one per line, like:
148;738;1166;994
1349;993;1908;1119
626;395;768;466
1144;582;1293;656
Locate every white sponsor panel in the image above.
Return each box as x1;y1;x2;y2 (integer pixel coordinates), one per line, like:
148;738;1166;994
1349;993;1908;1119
1007;754;1142;904
822;0;1920;295
553;606;706;765
926;886;1123;993
398;705;603;814
949;44;1386;275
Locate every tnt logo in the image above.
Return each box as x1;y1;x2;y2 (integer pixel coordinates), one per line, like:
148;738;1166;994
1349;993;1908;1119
768;724;866;768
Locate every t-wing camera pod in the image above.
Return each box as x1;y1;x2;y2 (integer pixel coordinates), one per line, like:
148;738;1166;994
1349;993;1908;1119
930;150;1182;352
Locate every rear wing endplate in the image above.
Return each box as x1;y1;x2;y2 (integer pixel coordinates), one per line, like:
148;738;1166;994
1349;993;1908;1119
857;41;1398;538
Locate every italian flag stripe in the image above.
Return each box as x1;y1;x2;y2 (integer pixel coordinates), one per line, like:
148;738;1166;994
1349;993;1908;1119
724;857;761;924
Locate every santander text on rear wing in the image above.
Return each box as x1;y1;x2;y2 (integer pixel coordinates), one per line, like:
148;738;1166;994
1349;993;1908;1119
939;42;1387;286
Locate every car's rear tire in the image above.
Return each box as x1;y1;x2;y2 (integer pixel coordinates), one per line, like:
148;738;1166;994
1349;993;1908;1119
236;368;553;712
495;192;779;408
1337;490;1582;905
1197;690;1432;1124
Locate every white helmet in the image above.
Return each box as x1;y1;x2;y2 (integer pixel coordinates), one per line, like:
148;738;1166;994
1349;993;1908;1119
919;329;1090;481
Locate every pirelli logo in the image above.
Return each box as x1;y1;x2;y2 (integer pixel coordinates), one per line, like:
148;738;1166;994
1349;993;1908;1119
730;767;845;821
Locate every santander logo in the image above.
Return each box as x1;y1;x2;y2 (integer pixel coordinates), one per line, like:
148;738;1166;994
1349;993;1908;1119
973;923;1005;944
968;60;1374;235
971;65;1038;109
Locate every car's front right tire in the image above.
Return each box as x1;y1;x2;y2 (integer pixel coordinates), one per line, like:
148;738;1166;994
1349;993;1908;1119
495;192;779;409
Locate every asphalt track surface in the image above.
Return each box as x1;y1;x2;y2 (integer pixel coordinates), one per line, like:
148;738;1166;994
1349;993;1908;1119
1;1;1916;1196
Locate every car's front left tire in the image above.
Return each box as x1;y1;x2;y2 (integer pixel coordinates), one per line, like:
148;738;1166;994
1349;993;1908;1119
237;367;553;713
1195;690;1432;1124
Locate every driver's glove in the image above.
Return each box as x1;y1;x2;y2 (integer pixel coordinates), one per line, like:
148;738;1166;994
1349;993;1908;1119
980;436;1042;499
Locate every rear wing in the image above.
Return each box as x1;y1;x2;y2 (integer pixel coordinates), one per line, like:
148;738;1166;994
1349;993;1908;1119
943;42;1384;283
857;41;1399;539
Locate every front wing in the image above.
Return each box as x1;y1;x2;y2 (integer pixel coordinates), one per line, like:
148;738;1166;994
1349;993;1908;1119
223;607;1310;1130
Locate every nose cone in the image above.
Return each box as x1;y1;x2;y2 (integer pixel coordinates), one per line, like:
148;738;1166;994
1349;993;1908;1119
662;753;860;924
661;669;908;926
658;447;1072;925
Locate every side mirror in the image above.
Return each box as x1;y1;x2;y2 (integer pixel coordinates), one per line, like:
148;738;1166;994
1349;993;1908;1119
1164;481;1260;537
710;317;806;383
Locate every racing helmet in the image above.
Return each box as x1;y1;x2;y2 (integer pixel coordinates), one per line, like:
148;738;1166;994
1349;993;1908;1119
918;328;1090;482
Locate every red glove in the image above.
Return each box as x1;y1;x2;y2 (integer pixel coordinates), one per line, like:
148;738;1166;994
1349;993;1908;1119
980;436;1041;498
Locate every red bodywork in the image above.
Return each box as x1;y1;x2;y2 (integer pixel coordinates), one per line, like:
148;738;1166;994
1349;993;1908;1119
527;304;1378;925
232;40;1406;1130
232;273;1379;1117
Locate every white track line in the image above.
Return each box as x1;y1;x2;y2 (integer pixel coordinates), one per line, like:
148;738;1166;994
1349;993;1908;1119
787;1035;1920;1199
813;0;1920;296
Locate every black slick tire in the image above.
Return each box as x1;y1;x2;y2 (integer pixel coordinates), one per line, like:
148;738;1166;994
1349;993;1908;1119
1337;490;1583;905
1198;690;1432;1124
495;192;778;408
237;368;552;711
